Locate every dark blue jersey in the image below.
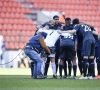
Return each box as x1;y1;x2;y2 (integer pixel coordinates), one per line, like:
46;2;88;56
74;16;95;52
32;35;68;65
62;24;77;42
77;33;83;50
54;23;62;30
63;24;73;30
46;24;56;29
41;22;49;27
54;23;62;47
94;35;100;47
74;24;95;41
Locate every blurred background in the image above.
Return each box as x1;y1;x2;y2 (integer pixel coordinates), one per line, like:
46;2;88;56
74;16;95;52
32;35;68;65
0;0;100;69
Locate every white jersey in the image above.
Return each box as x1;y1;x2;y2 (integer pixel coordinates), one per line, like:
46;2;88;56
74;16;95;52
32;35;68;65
44;31;60;47
61;33;73;39
38;28;53;35
38;29;61;47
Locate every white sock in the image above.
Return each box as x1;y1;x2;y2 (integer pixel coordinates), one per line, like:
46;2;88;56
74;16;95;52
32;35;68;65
51;62;56;76
41;61;45;75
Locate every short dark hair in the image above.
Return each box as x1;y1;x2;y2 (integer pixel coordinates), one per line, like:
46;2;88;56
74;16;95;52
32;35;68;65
53;15;59;20
72;18;79;25
65;17;71;21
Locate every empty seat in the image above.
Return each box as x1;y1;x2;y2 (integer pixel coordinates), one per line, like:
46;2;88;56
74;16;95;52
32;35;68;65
3;2;8;7
10;13;15;18
6;7;12;13
0;24;3;30
14;42;19;49
5;13;11;18
0;2;3;7
19;42;25;49
0;13;6;18
9;42;15;49
12;8;17;13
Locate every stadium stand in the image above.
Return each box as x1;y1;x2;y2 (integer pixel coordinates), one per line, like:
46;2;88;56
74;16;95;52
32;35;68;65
0;0;100;49
0;0;36;49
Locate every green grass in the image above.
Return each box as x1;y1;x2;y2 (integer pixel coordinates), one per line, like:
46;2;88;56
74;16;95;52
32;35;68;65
0;68;99;90
0;75;100;90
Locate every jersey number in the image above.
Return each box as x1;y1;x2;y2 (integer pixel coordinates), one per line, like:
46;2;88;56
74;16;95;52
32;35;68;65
82;25;91;32
68;35;73;39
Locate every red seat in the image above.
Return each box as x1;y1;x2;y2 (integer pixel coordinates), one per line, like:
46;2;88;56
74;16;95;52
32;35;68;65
19;42;25;49
12;2;18;7
5;13;11;18
0;2;3;7
23;25;27;30
8;2;13;7
3;2;8;7
1;13;6;18
95;16;100;21
23;19;28;25
1;7;7;13
28;19;33;24
10;13;15;18
4;18;9;24
15;13;20;18
13;24;18;30
9;42;15;49
18;19;23;24
14;42;19;49
7;7;12;13
9;19;14;24
20;13;24;18
5;42;10;49
17;3;21;7
0;25;3;30
14;19;19;24
18;25;23;30
95;22;99;27
2;24;7;30
8;24;13;30
12;8;16;13
90;1;98;5
16;8;21;13
0;18;3;24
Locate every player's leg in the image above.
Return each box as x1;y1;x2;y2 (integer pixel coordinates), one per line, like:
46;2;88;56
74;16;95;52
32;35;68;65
59;45;66;78
59;58;64;78
21;59;26;67
44;57;50;76
48;47;57;78
55;45;60;74
79;40;91;79
50;57;57;78
63;60;67;78
95;47;100;76
67;59;72;77
88;41;95;78
77;50;83;75
68;45;77;78
41;57;47;75
72;56;77;78
30;61;34;77
55;39;60;74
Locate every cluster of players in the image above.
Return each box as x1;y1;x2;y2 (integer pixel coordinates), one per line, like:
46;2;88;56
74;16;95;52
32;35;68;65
24;15;100;79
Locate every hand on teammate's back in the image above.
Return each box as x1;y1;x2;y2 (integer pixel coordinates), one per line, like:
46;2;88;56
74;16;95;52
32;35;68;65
57;30;62;34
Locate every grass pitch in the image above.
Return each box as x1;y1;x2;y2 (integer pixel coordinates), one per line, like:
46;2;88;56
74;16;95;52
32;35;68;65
0;68;100;90
0;75;100;90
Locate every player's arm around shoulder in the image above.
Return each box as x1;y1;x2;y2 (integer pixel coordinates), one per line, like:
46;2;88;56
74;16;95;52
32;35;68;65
38;37;50;54
92;29;98;35
57;29;76;34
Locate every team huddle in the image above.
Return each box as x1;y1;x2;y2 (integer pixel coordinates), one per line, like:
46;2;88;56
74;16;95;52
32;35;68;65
24;15;100;79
